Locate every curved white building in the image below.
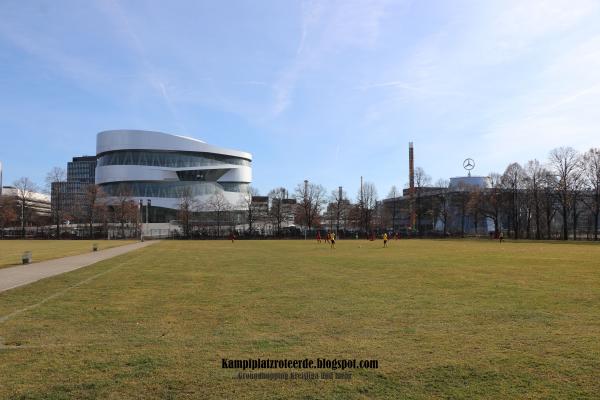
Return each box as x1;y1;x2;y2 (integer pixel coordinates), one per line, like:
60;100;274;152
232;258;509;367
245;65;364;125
96;130;252;219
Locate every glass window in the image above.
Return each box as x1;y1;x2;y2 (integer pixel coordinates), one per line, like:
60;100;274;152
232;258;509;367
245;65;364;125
176;169;228;181
97;150;250;168
100;181;248;198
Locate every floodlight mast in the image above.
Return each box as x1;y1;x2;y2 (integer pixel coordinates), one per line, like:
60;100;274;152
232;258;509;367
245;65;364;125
304;179;308;240
337;186;343;238
360;176;364;236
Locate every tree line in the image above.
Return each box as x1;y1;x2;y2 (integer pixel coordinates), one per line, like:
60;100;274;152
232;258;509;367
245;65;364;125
386;146;600;240
243;146;600;241
1;146;598;240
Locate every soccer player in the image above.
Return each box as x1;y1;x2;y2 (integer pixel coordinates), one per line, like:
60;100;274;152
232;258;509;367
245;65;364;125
316;231;321;243
499;231;504;243
330;232;336;249
383;232;388;248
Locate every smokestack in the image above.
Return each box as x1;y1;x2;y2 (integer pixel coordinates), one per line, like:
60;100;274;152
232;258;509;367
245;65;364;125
338;186;343;201
409;142;414;191
360;176;363;205
409;142;416;230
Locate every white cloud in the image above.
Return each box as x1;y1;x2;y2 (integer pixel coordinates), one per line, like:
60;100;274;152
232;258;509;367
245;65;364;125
481;32;600;165
93;0;188;133
350;0;600;169
271;0;394;117
0;17;108;89
453;0;599;66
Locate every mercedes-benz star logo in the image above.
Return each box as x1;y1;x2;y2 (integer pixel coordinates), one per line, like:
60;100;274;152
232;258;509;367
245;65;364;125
463;158;475;171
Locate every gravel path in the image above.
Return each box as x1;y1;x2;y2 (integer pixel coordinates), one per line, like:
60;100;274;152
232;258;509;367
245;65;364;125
0;241;157;293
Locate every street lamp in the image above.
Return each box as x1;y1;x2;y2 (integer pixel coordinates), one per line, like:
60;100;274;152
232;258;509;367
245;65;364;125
304;179;308;240
140;199;151;241
139;199;143;241
337;186;342;239
146;199;151;224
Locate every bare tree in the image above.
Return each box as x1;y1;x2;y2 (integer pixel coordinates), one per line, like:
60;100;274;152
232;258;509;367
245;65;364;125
414;167;431;235
112;184;138;238
177;187;199;238
467;187;483;236
295;181;326;231
0;196;18;238
386;186;400;233
453;182;474;237
46;167;66;239
501;162;526;239
84;184;107;239
478;173;503;235
434;179;450;236
268;187;290;236
582;148;600;240
570;167;585;241
206;191;231;237
524;160;544;240
13;177;38;238
541;170;558;239
549;147;581;240
238;186;261;235
330;187;349;236
357;181;378;234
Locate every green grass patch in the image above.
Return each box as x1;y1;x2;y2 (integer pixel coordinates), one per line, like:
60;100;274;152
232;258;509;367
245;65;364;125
0;239;599;399
0;240;136;268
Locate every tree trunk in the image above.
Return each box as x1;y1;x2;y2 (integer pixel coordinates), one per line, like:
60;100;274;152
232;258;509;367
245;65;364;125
21;202;25;238
572;202;578;241
511;193;515;239
535;197;541;240
545;207;552;240
594;209;599;241
443;213;447;236
55;189;61;239
594;191;600;241
562;204;568;240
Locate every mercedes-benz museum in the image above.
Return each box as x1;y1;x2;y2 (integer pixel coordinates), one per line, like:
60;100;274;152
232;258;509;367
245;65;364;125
95;130;252;221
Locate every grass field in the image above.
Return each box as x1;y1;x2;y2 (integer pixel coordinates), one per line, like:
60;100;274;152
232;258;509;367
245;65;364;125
1;239;599;399
0;240;136;269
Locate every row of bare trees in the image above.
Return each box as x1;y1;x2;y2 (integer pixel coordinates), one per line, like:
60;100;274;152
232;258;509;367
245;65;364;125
389;146;600;240
177;189;235;237
241;180;380;237
468;147;600;240
0;173;139;238
4;145;598;240
193;180;383;238
0;177;54;238
495;147;600;240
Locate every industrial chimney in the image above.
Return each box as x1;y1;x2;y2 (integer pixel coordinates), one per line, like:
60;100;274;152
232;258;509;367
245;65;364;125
409;142;414;191
409;142;416;230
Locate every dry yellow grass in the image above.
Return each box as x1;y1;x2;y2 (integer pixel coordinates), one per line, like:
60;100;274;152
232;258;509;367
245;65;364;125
0;240;136;268
0;239;599;399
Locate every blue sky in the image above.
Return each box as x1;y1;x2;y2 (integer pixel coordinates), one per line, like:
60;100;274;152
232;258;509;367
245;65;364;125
1;0;600;199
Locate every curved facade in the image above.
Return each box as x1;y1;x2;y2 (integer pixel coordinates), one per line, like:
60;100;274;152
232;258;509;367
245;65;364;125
96;130;252;213
449;176;491;189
